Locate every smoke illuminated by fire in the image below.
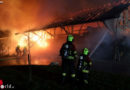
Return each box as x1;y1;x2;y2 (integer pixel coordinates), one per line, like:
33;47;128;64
0;0;118;32
14;31;52;48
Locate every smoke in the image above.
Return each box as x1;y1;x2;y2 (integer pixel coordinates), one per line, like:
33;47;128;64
90;28;130;61
121;31;130;49
0;0;82;32
0;0;120;32
0;0;40;31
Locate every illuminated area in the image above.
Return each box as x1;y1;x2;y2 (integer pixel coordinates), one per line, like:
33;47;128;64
14;30;52;48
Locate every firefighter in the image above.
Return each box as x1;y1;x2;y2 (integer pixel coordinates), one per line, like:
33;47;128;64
22;46;27;56
60;34;77;83
77;48;92;85
16;45;22;57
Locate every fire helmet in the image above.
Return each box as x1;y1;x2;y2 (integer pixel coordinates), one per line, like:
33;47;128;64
67;35;74;42
83;48;89;55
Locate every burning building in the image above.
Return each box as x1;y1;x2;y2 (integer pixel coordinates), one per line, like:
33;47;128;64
0;0;129;65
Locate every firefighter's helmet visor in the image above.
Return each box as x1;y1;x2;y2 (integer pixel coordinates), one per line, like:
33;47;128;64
67;35;74;42
83;48;89;55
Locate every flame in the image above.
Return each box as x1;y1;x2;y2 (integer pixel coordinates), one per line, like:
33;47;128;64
18;36;28;47
16;31;51;48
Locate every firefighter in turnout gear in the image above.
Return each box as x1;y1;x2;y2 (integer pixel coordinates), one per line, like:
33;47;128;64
77;48;92;85
60;35;77;83
16;45;22;57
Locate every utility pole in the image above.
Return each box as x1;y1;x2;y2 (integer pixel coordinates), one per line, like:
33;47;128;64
28;32;31;65
27;32;32;82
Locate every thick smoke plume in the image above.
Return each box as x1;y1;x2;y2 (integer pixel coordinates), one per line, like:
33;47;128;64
0;0;119;32
0;0;82;32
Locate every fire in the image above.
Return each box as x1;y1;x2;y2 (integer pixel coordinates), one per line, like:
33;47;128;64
16;31;51;48
18;36;27;47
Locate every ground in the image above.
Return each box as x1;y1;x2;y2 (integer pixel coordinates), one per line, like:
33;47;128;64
0;65;130;90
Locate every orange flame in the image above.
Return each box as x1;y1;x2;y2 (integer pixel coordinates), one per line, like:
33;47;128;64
16;31;51;48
